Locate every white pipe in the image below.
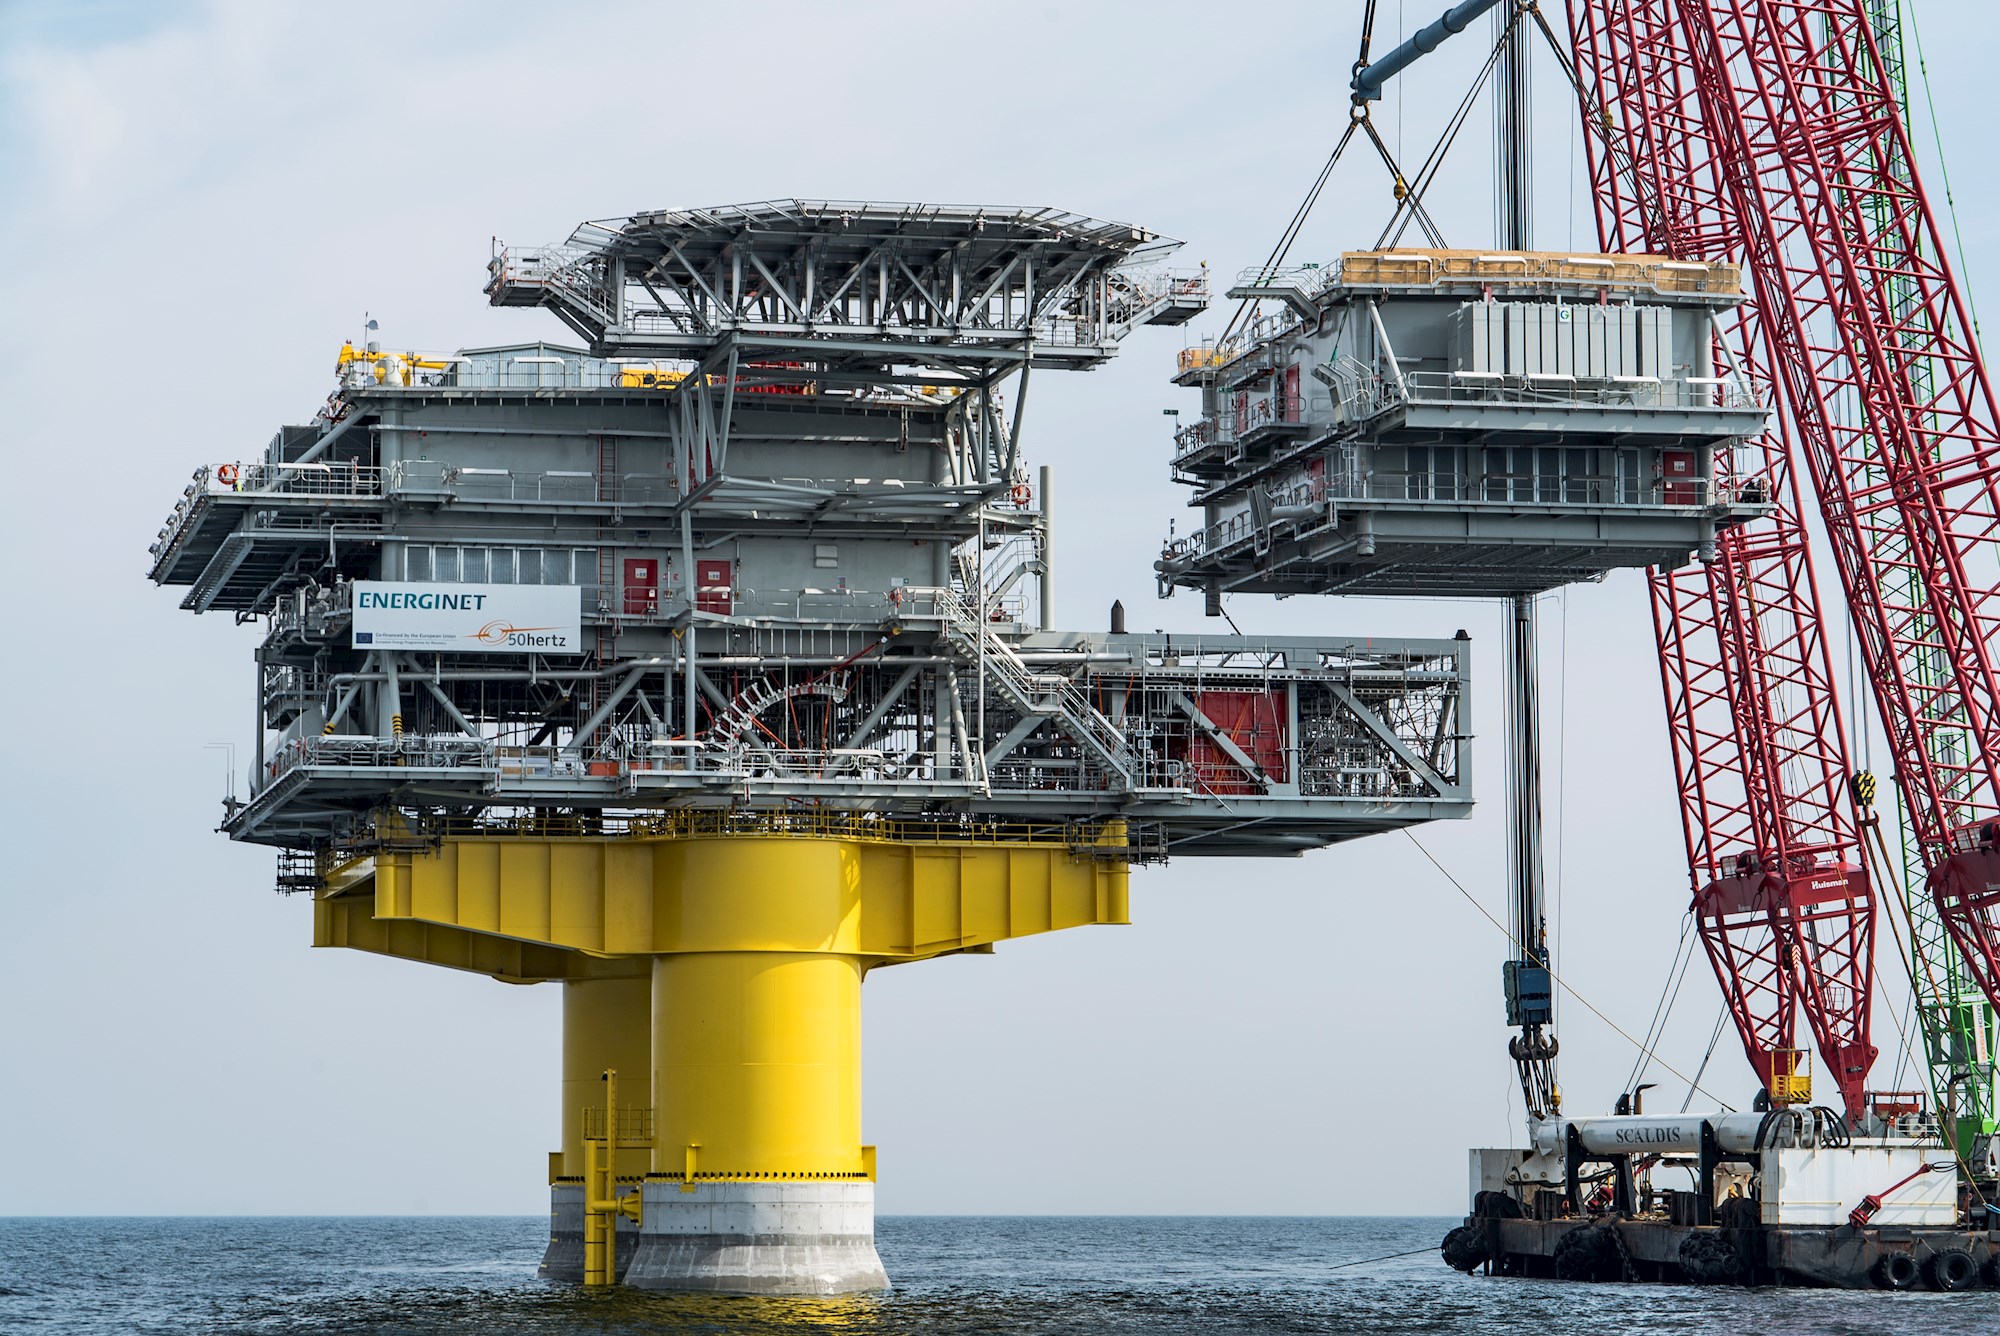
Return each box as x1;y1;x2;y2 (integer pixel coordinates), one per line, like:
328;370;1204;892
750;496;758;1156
1530;1111;1795;1158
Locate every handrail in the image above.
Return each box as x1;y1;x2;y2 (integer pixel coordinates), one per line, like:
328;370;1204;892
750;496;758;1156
928;587;1131;785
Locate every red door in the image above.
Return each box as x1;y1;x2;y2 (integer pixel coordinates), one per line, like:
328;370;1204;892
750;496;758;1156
695;559;732;614
1283;364;1301;421
1662;450;1697;504
1179;690;1287;794
623;558;657;615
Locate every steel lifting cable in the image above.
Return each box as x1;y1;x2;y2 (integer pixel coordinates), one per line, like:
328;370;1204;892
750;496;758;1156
1228;3;1553;337
1905;0;1981;340
1624;911;1700;1098
1404;828;1738;1106
1218;124;1362;348
1364;117;1448;249
1374;11;1515;249
1680;1005;1735;1114
1214;4;1383;347
1217;1;1404;346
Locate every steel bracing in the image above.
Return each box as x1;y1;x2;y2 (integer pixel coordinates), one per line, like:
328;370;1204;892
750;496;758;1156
1571;0;1878;1117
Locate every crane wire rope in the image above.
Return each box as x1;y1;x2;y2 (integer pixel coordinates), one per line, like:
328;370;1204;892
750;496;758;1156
1681;1004;1734;1114
1213;1;1380;348
1376;16;1516;249
1403;827;1735;1106
1365;117;1449;249
1623;910;1700;1099
1219;0;1471;347
1905;0;1980;339
1217;123;1362;350
1555;589;1568;1032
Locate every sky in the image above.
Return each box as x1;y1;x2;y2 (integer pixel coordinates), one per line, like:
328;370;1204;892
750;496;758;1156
4;0;1999;1219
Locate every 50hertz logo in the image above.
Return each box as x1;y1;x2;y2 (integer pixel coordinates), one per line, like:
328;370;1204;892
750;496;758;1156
472;620;565;646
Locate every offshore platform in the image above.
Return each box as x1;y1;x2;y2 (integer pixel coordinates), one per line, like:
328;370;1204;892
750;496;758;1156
148;201;1476;1293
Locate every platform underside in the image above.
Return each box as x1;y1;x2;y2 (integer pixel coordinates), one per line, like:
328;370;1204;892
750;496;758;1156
1172;535;1691;599
1456;1215;2000;1290
1161;499;1760;599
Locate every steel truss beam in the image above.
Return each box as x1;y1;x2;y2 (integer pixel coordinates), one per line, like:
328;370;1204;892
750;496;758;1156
486;200;1201;371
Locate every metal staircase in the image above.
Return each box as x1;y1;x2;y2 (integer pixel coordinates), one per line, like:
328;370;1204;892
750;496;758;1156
933;588;1133;788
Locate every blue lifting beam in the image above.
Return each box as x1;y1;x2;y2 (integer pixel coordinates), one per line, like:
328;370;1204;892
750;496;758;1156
1351;0;1505;102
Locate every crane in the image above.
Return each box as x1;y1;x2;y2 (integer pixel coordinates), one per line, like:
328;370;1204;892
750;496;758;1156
1568;0;1879;1121
1346;0;1879;1124
1572;0;2000;1175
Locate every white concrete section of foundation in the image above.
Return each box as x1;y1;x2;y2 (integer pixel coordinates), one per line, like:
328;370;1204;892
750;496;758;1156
538;1182;640;1283
623;1181;888;1294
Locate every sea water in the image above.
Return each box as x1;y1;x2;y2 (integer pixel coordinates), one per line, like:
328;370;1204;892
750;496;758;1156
4;1215;1999;1334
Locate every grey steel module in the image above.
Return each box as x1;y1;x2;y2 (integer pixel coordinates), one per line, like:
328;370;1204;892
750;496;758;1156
1157;249;1772;603
147;201;1477;871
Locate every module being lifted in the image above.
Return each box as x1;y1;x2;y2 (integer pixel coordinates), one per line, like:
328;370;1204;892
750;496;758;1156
146;202;1476;1296
1158;250;1771;602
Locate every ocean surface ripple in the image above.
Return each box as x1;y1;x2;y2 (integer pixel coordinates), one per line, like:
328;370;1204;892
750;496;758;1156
5;1215;2000;1334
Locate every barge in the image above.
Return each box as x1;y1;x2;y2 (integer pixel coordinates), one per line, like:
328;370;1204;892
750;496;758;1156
1443;1108;1990;1289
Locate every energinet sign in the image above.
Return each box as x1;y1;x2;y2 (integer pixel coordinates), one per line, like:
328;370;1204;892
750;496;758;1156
351;581;583;654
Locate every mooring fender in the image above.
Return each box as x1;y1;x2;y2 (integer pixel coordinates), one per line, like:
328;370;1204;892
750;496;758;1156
1440;1223;1489;1274
1870;1252;1921;1291
1923;1248;1979;1292
1552;1224;1616;1282
1677;1232;1742;1285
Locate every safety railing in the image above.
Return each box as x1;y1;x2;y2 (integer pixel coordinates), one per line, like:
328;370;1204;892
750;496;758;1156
1172;394;1331;470
485;245;616;325
1233;262;1339;295
930;587;1130;784
581;1105;655;1142
1333;249;1743;297
200;461;386;498
1336;368;1761;420
440;467;600;502
333;343;700;394
261;663;329;711
624;744;902;783
1172;417;1220;458
1103;267;1210;339
1176;342;1238;375
259;734;496;792
185;458;709;514
1319;469;1748;509
1230;391;1320;443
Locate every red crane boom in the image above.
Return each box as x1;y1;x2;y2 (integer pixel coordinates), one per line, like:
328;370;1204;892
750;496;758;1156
1571;0;1879;1114
1676;4;2000;1014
